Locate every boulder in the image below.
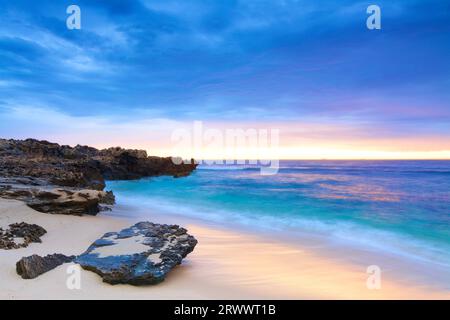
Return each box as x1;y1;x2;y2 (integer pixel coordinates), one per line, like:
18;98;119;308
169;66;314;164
75;222;198;285
16;254;75;279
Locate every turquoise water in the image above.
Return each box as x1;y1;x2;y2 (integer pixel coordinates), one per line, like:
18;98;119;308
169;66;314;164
107;160;450;268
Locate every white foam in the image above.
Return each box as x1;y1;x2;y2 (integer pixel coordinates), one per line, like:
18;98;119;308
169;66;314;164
112;193;450;270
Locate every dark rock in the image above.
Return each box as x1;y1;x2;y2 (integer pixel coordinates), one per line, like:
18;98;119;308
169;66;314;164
75;222;198;285
16;254;75;279
0;222;47;250
9;222;47;243
0;138;198;191
0;138;197;215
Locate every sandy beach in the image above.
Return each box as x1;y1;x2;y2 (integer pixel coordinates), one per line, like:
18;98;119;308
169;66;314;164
1;198;448;300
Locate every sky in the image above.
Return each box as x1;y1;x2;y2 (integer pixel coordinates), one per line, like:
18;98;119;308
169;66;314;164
0;0;449;159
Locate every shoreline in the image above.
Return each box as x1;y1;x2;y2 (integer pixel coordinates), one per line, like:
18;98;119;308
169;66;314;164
1;198;449;299
110;199;450;294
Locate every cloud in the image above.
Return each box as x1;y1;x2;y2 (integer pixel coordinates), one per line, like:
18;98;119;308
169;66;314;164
1;104;449;159
0;0;449;157
0;104;185;152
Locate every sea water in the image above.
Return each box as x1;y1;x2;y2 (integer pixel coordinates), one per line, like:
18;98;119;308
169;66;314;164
107;160;450;278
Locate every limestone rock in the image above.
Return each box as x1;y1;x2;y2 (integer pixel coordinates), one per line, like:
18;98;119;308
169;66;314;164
0;181;110;216
0;138;198;191
75;222;198;285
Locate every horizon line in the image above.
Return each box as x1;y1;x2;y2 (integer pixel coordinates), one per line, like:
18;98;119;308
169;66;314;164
189;158;450;162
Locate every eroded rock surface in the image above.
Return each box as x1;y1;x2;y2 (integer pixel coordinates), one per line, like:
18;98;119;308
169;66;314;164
75;222;198;285
0;178;114;215
0;138;197;215
16;254;75;279
0;222;47;250
0;138;198;190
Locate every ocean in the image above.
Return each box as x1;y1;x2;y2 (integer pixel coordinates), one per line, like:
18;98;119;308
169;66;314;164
106;160;450;278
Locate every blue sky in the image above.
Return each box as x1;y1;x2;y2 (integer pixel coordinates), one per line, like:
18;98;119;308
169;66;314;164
0;0;449;158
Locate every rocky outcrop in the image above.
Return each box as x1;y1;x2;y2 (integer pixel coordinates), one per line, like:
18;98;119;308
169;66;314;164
0;222;47;250
95;147;198;181
75;222;198;285
0;139;197;190
0;178;114;216
0;138;196;215
16;254;75;279
0;140;105;190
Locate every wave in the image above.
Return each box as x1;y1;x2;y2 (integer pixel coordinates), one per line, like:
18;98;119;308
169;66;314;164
198;166;249;171
113;192;450;270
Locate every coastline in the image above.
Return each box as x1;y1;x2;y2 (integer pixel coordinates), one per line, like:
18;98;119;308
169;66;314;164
1;198;448;300
111;198;450;293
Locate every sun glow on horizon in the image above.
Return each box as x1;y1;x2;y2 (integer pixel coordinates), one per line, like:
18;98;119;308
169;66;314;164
141;146;450;161
3;106;449;161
